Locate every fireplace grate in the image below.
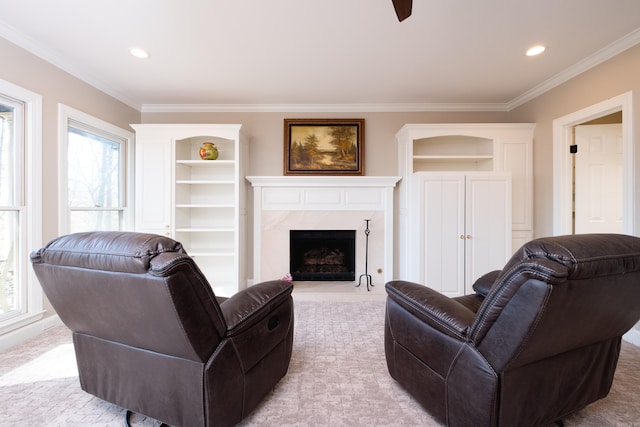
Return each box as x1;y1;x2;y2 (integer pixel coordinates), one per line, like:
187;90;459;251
289;230;356;281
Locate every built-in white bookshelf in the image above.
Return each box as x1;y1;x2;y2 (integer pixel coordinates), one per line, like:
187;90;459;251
132;124;248;297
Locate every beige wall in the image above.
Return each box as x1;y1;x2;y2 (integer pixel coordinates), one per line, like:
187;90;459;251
0;37;141;245
509;43;640;239
140;111;510;176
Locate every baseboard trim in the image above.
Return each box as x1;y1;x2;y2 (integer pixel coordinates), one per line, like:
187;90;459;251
623;328;640;347
0;315;63;352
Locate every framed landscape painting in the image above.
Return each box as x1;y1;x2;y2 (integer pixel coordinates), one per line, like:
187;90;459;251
284;118;364;175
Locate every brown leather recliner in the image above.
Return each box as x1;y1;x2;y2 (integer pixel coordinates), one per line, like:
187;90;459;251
31;231;294;427
385;233;640;427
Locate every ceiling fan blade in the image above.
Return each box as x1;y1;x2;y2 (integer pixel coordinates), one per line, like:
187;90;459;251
392;0;412;22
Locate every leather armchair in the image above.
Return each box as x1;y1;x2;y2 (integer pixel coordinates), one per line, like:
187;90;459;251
385;234;640;427
31;231;294;427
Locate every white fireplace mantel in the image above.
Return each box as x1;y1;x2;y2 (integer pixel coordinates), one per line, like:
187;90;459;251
246;176;401;284
247;175;401;188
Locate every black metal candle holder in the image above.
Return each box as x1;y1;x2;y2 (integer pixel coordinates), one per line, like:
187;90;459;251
356;219;373;291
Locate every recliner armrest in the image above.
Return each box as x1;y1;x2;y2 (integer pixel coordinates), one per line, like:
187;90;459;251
472;270;501;296
386;280;476;339
221;280;293;335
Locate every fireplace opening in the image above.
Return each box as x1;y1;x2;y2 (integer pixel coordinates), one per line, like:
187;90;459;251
290;230;356;281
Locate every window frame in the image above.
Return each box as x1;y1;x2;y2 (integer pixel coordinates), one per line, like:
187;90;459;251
58;105;134;234
0;79;43;334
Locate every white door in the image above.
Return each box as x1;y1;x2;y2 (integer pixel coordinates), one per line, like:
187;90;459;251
134;137;173;235
419;174;465;297
574;124;623;234
465;174;512;294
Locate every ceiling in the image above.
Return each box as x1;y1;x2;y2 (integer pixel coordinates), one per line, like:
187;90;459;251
1;0;640;112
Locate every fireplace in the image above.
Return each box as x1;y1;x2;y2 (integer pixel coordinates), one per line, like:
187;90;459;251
246;176;400;286
290;230;356;281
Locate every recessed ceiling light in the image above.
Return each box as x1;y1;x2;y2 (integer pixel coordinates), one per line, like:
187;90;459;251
526;45;546;57
129;47;150;59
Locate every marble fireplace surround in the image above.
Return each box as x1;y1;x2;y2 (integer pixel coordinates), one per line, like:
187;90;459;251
246;176;401;285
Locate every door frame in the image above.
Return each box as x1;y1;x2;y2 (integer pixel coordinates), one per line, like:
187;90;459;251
553;91;634;235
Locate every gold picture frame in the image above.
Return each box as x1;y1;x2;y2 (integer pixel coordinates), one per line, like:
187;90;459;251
284;118;364;175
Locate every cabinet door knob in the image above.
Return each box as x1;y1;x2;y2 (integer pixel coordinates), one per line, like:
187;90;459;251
466;235;472;239
460;235;465;240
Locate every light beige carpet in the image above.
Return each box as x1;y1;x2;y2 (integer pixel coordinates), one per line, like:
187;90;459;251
0;300;639;426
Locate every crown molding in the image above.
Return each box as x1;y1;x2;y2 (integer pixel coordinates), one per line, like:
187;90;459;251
507;27;640;111
140;102;510;113
0;19;141;110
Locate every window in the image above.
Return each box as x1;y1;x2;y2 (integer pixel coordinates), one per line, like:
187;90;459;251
58;105;133;234
0;79;42;330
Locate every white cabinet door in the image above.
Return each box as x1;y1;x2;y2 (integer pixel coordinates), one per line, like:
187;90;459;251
418;174;465;296
134;138;172;235
465;174;511;294
416;172;511;296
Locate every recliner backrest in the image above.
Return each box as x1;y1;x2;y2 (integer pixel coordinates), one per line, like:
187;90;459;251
31;231;228;362
469;234;640;371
